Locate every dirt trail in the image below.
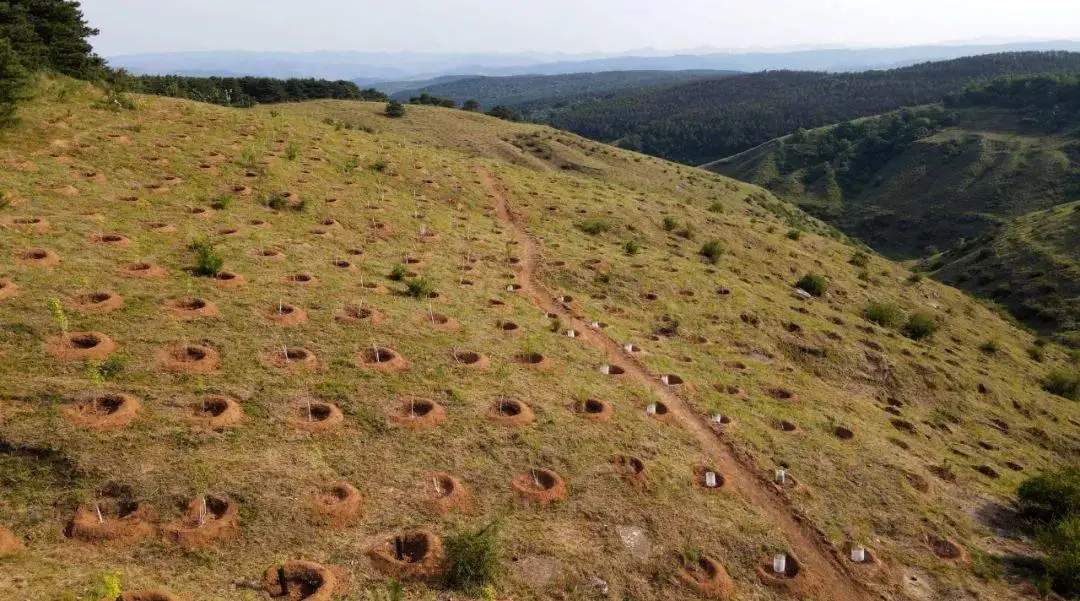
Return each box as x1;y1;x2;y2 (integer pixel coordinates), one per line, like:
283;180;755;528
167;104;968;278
476;166;872;601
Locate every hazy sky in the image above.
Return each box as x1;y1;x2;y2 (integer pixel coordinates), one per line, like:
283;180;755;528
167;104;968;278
83;0;1080;56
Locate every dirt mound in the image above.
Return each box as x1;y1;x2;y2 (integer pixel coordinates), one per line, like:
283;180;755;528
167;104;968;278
157;343;220;373
693;466;726;491
577;398;613;421
284;272;318;286
766;387;796;401
191;395;243;430
599;364;626;376
336;304;385;324
677;554;736;600
368;530;444;580
512;468;567;504
756;552;810;595
162;495;240;549
265;303;308;326
254;248;286;260
421;311;459;331
612;455;647;485
18;247;60;266
515;352;551;369
263;560;336;600
64;393;140;429
660;374;685;386
311;481;362;528
391;399;447;429
169;298;219;321
10;216;50;233
73;291;124;313
774;420;800;433
425;473;467;513
117;591;184;601
450;350;489;369
213;271;245;287
89;233;131;248
125;262;167;278
489;398;534;426
0;526;23;556
266;347;319;371
289;402;342;432
0;278;18;301
356;347;409;372
67;488;157;544
833;426;855;440
927;536;968;563
46;332;117;361
646;401;673;423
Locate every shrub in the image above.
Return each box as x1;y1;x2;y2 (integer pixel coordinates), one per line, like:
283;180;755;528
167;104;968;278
785;229;802;240
388;263;408;282
576;219;611;235
1028;345;1046;362
190;238;223;277
0;190;11;210
979;340;1000;355
1040;516;1080;596
284;141;300;160
698;240;725;264
796;273;827;297
405;278;435;299
0;39;29;129
708;201;725;213
209;194;232;210
675;226;695;240
661;217;678;232
864;302;903;327
907;271;924;284
622;240;641;256
370;159;389;172
1018;469;1080;524
385;100;406;118
902;312;939;341
443;521;500;591
1042;369;1080;400
849;250;870;268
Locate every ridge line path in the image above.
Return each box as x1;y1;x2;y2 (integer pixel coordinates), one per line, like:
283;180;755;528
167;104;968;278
476;165;873;601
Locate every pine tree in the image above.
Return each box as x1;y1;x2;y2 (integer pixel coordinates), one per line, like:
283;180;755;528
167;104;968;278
385;99;406;118
0;39;28;129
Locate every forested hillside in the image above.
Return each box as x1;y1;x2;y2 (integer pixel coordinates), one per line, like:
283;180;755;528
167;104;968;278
391;70;738;115
125;75;386;108
707;74;1080;345
547;52;1080;165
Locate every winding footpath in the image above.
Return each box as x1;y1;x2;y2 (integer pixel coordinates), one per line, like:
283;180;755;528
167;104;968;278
476;166;873;601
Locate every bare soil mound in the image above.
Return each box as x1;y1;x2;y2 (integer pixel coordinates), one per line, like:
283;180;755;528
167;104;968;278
190;395;243;430
367;530;444;580
46;332;117;361
64;393;140;429
262;560;336;600
157;343;220;373
311;481;362;528
512;468;567;504
162;495;240;549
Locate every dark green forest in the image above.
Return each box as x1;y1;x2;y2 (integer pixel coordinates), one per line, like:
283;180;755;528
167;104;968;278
547;51;1080;164
125;75;385;108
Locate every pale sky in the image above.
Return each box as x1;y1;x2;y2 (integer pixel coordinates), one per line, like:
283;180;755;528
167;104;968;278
83;0;1080;56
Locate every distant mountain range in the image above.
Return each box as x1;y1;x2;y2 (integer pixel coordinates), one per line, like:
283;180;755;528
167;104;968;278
108;40;1080;82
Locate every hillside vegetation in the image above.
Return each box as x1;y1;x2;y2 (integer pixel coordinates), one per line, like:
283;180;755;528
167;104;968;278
706;74;1080;345
545;51;1080;164
0;74;1077;601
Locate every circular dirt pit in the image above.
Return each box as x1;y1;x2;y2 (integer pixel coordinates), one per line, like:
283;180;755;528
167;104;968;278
693;466;727;491
266;347;318;370
249;219;271;229
163;495;240;549
89;233;131;248
512;468;567;505
928;536;968;563
367;531;445;580
289;402;343;432
661;374;685;386
146;222;177;232
64;393;140;429
265;303;308;326
647;401;673;422
392;399;447;429
169;298;220;321
833;426;855;440
612;455;647;484
46;332;117;361
756;552;805;592
263;560;336;600
11;216;50;233
678;554;736;600
359;281;388;294
973;465;999;479
515;352;550;369
723;360;748;372
311;481;362;528
774;420;799;433
73;291;124;313
116;591;183;601
450;350;488;369
330;259;355;271
0;278;18;301
642;292;659;301
157;343;220;373
426;473;467;513
1005;462;1025;472
254;248;285;260
213;271;245;287
336;304;385;324
489;398;535;426
18;248;60;266
844;543;883;573
284;272;318;286
125;262;167;278
422;312;459;331
191;395;242;430
499;320;520;333
356;347;409;372
766;387;796;401
67;495;157;544
578;398;613;421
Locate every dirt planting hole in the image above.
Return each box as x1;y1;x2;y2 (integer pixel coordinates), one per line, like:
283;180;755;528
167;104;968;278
767;388;795;401
516;352;546;365
974;465;999;479
834;426;855;440
501;321;519;332
929;537;964;560
776;420;798;433
70;333;102;349
661;374;683;385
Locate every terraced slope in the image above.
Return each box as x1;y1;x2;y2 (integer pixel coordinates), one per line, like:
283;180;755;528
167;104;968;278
0;78;1078;601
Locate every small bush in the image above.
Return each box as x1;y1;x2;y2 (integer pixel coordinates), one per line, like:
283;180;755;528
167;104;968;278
902;312;939;341
370;159;389;172
388;263;408;282
864;302;903;327
708;201;725;213
622;240;641;256
698;240;724;264
90;355;126;381
189;237;223;277
576;219;611;235
1040;516;1080;596
661;217;678;232
907;271;924;284
405;278;436;299
210;194;232;210
444;521;500;591
0;190;11;210
785;229;802;240
850;250;870;268
1042;369;1080;400
1027;345;1046;362
1018;469;1080;523
385;100;406;118
979;340;1000;355
796;273;827;297
284;141;300;160
675;226;695;240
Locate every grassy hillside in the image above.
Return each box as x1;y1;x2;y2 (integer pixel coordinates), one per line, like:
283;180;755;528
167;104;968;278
389;70;738;115
0;77;1078;601
545;51;1080;165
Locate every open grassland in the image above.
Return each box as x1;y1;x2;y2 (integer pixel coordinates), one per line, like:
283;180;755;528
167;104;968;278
0;78;1078;601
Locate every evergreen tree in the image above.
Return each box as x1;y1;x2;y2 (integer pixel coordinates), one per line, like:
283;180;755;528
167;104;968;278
0;38;28;129
462;99;480;112
385;99;406;118
0;0;104;79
